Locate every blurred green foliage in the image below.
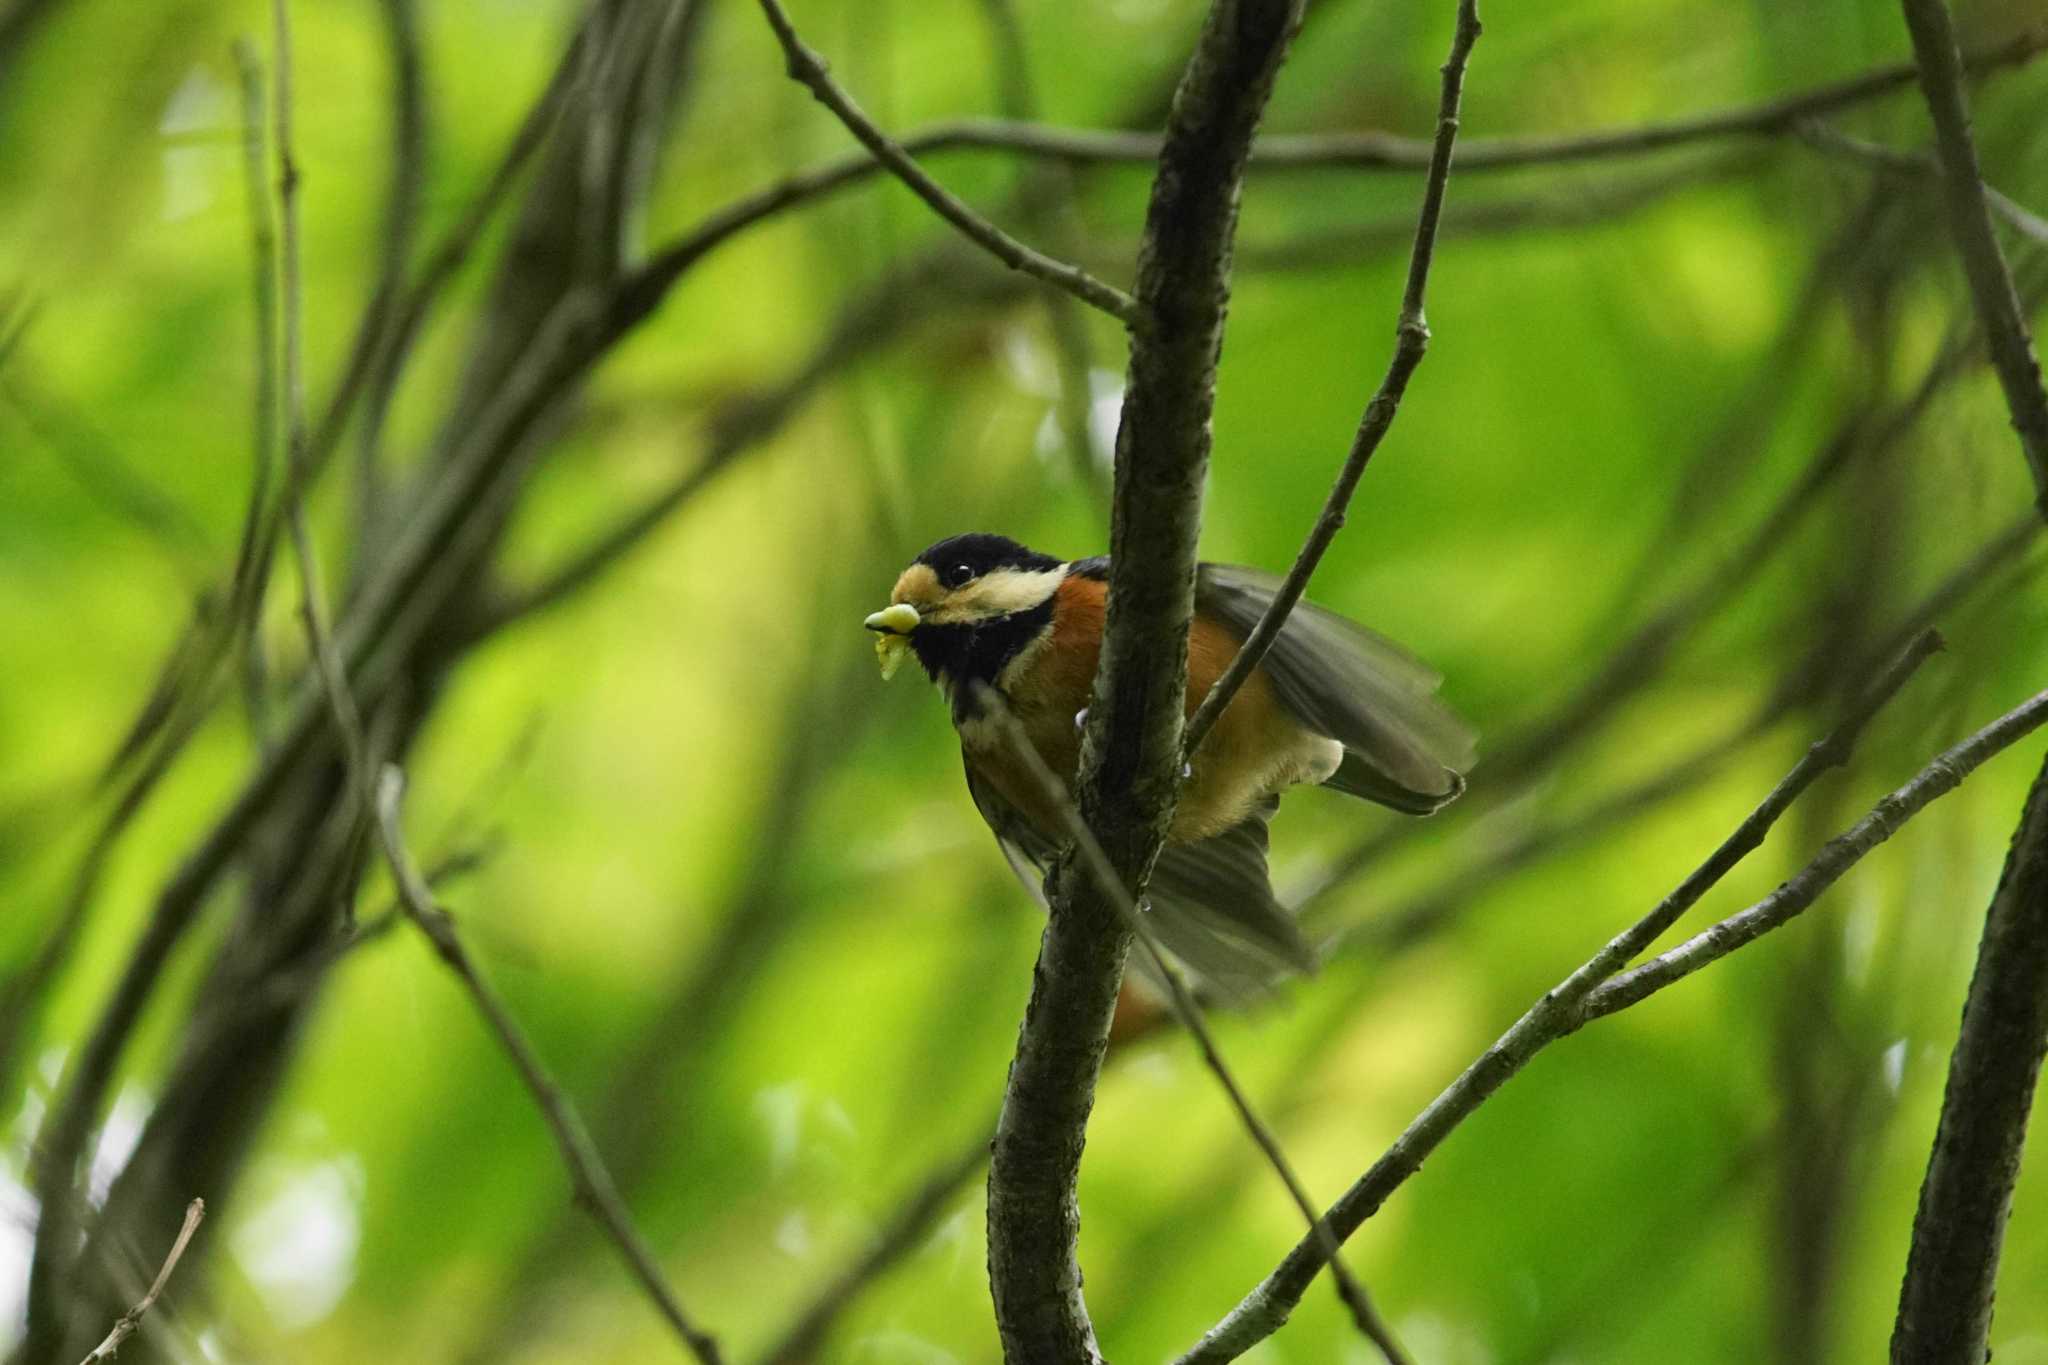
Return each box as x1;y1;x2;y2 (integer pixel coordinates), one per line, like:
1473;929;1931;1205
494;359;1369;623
3;0;2048;1361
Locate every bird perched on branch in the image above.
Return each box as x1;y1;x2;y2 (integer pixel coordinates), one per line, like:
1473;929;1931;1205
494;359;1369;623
866;532;1473;995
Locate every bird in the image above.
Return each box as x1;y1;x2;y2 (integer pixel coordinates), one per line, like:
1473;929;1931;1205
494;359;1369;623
865;532;1474;996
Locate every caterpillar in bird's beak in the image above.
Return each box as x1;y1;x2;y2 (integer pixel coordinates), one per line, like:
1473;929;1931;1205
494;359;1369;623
863;602;921;680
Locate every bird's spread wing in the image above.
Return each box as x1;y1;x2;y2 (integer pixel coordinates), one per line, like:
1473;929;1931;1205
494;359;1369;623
1196;563;1476;813
967;754;1313;997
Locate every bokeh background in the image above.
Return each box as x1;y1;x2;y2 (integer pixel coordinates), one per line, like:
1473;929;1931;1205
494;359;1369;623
4;0;2048;1360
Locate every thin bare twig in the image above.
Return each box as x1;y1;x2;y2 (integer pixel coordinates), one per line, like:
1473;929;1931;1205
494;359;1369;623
310;3;592;474
77;1198;205;1365
1308;508;2041;950
22;299;606;1319
1303;317;2022;908
375;768;725;1365
22;13;653;1346
1179;632;1950;1362
1795;123;2048;246
232;37;282;741
1900;0;2048;511
753;1120;995;1365
1580;683;2048;1016
1183;0;1480;758
619;23;2048;276
271;0;369;795
56;16;710;1361
751;0;1137;323
352;0;428;517
20;27;320;1340
53;4;586;822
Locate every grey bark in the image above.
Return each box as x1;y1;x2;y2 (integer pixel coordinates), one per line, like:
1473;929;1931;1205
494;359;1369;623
984;1;1304;1359
1891;750;2048;1363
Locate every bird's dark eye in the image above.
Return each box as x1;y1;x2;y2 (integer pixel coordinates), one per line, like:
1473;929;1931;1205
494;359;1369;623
940;562;977;589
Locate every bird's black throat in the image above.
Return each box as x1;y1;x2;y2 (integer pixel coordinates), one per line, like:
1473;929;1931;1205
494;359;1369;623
911;596;1054;720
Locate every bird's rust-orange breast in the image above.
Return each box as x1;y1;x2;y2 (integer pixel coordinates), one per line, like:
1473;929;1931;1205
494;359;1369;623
987;571;1322;843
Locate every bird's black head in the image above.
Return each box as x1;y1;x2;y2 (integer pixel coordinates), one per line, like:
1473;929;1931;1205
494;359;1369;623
912;533;1061;588
865;532;1066;701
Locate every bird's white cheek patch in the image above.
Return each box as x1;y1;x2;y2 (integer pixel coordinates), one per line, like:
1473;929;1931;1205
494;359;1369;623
928;565;1066;623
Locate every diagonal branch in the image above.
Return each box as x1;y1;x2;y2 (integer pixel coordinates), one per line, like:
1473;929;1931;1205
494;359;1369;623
21;11;698;1347
40;12;720;1360
1178;631;1954;1363
1900;0;2048;511
77;1198;205;1365
619;23;2048;262
753;1118;996;1365
270;0;368;801
753;0;1136;323
1890;750;2048;1362
1316;519;2041;951
375;770;725;1365
1578;682;2048;1017
1795;122;2048;246
1183;0;1480;757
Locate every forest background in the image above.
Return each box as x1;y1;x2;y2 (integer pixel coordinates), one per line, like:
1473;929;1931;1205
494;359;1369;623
3;0;2048;1361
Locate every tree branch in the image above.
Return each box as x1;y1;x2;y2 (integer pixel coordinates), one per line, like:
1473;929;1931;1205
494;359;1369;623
466;252;1021;642
21;245;696;1318
1884;753;2048;1358
375;768;725;1365
278;49;723;1337
981;689;1408;1363
230;39;281;741
986;0;1305;1357
76;1198;204;1365
1890;750;2048;1362
1178;631;1957;1362
618;30;2048;312
351;0;429;518
645;24;2048;218
1795;122;2048;246
271;0;369;801
1585;695;2048;1022
1882;9;2048;1349
1301;310;2033;910
1183;0;1479;758
753;1119;995;1365
1306;505;2039;957
1900;0;2048;512
753;0;1137;323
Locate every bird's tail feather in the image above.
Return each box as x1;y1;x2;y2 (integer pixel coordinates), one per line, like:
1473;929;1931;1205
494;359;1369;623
1137;797;1317;1000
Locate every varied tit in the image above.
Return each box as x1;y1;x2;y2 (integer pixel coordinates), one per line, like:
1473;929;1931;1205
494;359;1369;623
865;532;1474;996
